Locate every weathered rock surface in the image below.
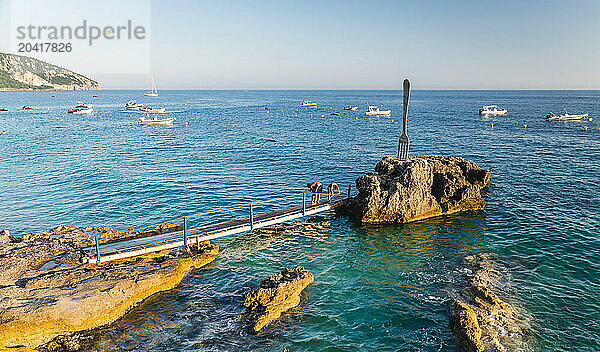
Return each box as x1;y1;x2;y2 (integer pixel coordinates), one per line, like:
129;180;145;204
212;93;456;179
0;226;218;350
450;254;534;352
347;156;491;223
243;266;314;333
0;52;100;91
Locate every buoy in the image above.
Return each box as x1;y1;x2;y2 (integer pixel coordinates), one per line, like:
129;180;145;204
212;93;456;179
265;122;269;124
491;123;494;128
9;118;14;120
584;126;588;130
321;115;324;117
391;119;394;122
184;122;189;125
355;117;358;120
523;124;528;128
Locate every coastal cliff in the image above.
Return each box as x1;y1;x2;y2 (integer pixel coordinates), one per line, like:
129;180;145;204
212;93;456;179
0;52;100;91
347;156;491;223
0;226;217;350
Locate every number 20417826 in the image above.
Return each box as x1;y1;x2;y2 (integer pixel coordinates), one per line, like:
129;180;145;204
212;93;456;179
18;43;72;53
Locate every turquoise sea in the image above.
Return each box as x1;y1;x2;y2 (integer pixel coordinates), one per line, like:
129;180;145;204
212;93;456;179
0;90;598;351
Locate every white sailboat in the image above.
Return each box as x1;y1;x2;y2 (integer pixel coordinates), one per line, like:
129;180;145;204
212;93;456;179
144;77;159;97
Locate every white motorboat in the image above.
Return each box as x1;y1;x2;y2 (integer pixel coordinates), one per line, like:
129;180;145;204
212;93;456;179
545;112;591;121
479;105;507;115
67;102;93;114
343;106;358;111
300;101;317;107
138;115;175;125
126;101;145;110
140;106;166;113
144;76;159;97
366;106;391;116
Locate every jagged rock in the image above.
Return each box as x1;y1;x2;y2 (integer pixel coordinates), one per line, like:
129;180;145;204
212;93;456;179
347;156;491;223
243;266;314;333
0;226;218;350
450;254;534;352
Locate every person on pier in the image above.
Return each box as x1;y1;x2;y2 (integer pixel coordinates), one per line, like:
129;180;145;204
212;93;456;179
307;182;323;204
327;183;340;201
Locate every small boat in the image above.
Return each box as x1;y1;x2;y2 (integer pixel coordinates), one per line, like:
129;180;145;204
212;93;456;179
343;106;358;111
125;101;145;110
366;106;391;116
300;101;317;107
67;102;93;114
22;106;33;110
545;112;590;121
144;76;159;97
140;106;166;113
138;115;175;125
479;105;507;115
0;109;8;112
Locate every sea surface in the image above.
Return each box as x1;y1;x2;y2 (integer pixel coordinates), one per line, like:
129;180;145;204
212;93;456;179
0;90;598;351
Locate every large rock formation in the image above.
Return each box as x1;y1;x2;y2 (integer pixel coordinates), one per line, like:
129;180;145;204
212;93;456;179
0;52;100;90
0;226;218;350
347;156;491;223
243;266;314;333
450;254;534;352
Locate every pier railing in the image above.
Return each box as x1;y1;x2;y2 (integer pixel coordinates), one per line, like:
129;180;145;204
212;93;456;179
87;185;353;263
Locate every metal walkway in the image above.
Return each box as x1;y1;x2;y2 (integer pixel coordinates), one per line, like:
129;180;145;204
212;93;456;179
86;191;349;264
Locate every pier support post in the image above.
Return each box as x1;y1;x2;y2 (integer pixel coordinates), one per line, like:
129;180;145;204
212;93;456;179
183;217;188;247
250;204;255;230
302;193;306;215
95;235;101;263
347;185;352;199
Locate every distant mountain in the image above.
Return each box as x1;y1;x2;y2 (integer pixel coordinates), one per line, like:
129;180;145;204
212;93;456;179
0;52;100;91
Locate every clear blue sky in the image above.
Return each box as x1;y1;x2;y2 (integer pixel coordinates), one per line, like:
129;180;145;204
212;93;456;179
146;0;600;89
4;0;600;89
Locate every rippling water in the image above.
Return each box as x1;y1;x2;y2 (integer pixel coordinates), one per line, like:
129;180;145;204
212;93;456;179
0;90;599;351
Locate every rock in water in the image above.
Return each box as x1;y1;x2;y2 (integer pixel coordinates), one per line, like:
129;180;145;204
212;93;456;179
243;266;314;333
347;156;491;223
0;226;218;350
450;254;534;352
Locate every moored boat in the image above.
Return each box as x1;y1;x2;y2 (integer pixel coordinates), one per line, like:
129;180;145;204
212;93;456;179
144;76;159;97
140;106;166;113
343;106;358;111
0;109;8;112
22;106;33;110
67;102;93;114
138;115;175;125
478;105;507;115
366;106;391;116
300;101;317;107
125;101;145;110
545;112;591;121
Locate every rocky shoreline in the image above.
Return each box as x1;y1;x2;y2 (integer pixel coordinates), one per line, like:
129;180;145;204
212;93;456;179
0;226;218;350
450;254;535;352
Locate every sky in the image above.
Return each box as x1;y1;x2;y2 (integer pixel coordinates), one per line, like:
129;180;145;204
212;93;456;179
2;0;600;89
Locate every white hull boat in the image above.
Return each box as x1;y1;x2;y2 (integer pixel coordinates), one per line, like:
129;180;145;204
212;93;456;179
144;76;159;97
343;106;358;111
546;112;590;121
138;116;175;125
140;106;166;113
126;101;145;110
479;105;507;115
366;106;391;116
69;108;93;115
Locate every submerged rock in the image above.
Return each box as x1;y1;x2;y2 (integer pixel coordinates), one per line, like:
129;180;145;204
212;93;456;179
450;254;534;352
0;226;218;350
243;266;314;333
347;156;491;223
